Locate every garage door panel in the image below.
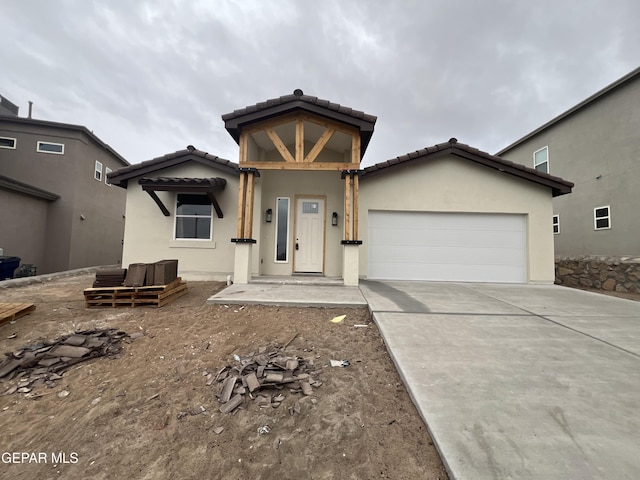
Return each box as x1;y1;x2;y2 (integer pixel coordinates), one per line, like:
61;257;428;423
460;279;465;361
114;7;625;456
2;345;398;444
370;228;524;249
367;211;526;283
369;245;524;265
368;261;525;282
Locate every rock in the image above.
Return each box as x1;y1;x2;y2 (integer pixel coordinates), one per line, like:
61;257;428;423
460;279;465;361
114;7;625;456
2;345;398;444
602;278;616;291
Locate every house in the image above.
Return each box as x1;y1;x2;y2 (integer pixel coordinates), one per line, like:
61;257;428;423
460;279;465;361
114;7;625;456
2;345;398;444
109;90;572;285
0;98;129;274
497;66;640;257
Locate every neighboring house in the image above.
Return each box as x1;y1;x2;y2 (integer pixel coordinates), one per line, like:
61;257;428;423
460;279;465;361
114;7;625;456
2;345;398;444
497;66;640;256
0;100;129;274
110;90;572;285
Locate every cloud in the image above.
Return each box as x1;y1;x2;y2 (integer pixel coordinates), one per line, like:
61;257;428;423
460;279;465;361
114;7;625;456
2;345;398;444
1;0;638;166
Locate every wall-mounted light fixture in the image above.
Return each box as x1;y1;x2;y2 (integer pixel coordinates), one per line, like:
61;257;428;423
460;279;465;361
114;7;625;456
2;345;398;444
265;208;273;223
332;212;338;226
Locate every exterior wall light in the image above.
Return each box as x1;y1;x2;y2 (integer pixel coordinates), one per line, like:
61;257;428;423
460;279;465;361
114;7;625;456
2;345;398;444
332;212;338;226
265;208;273;223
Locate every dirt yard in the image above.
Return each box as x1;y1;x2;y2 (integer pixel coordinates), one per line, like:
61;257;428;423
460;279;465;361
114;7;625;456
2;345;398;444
0;274;448;480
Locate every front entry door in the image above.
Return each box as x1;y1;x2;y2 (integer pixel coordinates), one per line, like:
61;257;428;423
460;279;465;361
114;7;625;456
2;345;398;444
294;197;325;273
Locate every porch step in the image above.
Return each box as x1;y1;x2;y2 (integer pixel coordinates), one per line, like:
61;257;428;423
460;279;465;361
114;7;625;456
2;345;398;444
250;276;344;286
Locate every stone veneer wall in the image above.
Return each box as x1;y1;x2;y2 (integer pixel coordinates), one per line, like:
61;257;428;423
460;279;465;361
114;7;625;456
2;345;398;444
555;256;640;293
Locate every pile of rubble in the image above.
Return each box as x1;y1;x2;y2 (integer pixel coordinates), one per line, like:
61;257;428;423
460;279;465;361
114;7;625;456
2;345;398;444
0;328;129;395
210;346;322;414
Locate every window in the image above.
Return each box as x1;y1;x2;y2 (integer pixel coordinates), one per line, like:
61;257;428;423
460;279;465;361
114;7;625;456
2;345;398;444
105;167;112;186
594;206;610;230
175;194;212;240
0;137;16;149
95;161;103;181
274;197;290;262
533;146;549;173
552;215;559;235
37;141;64;154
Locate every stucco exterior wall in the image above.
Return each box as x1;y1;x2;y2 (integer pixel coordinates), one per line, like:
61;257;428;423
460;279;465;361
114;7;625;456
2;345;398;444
500;75;640;256
359;155;556;283
121;163;248;280
258;170;344;277
0;121;127;273
0;189;48;270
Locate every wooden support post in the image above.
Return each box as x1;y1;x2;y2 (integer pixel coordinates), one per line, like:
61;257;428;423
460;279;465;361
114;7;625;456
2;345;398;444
295;117;304;162
237;171;246;238
344;174;352;241
351;133;361;166
353;173;359;240
244;172;255;238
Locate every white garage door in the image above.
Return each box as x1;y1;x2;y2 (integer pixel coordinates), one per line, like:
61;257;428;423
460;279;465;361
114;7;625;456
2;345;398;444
368;211;526;283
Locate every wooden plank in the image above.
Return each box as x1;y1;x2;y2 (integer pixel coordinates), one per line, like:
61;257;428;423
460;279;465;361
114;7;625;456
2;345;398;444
84;277;182;294
207;192;224;219
299;113;359;137
238;131;248;164
351;132;361;166
0;303;35;325
241;162;357;171
244;172;255;238
265;128;295;163
304;127;336;163
86;282;187;308
143;189;170;216
353;173;359;239
237;171;246;238
295;117;304;162
241;113;299;135
344;174;351;240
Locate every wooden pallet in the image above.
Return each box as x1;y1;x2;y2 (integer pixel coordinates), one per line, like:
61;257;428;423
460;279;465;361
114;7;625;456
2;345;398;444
84;278;188;308
0;303;36;326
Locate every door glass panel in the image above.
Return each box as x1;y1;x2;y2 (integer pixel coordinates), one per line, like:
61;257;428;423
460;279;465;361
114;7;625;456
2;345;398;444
302;201;319;214
275;197;289;262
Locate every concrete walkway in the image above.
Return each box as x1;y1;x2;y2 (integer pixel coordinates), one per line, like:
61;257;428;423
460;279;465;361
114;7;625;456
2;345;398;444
207;282;366;308
360;280;640;480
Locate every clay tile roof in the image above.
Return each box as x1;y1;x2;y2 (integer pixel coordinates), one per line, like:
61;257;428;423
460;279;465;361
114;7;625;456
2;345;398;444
362;138;574;197
222;90;377;157
108;147;237;189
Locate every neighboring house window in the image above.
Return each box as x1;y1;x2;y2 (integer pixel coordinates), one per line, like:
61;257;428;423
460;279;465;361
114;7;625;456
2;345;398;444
0;137;16;149
175;194;212;240
274;197;290;262
95;161;103;181
37;141;64;154
594;206;611;230
552;214;559;235
533;146;549;173
105;167;112;186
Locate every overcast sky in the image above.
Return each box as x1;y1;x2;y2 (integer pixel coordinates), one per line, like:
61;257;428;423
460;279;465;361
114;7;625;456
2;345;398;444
1;0;639;167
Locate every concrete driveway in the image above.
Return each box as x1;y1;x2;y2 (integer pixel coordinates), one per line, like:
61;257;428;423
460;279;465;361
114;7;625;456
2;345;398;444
360;280;640;480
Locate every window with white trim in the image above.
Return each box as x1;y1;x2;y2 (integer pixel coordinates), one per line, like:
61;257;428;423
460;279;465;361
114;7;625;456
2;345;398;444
552;214;559;235
105;167;112;186
274;197;290;262
533;146;549;173
37;141;64;154
175;194;212;240
0;137;16;149
94;161;103;181
594;206;610;230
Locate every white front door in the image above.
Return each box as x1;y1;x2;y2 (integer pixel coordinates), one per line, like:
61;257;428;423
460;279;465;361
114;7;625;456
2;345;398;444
294;197;325;273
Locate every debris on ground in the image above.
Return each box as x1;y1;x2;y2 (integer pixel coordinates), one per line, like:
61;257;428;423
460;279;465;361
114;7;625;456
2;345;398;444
211;345;322;414
0;328;130;395
329;359;350;368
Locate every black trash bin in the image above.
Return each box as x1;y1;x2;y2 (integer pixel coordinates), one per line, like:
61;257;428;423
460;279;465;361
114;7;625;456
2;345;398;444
0;256;21;280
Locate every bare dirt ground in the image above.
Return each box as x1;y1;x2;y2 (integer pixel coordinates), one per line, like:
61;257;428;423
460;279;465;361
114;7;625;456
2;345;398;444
0;274;448;480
